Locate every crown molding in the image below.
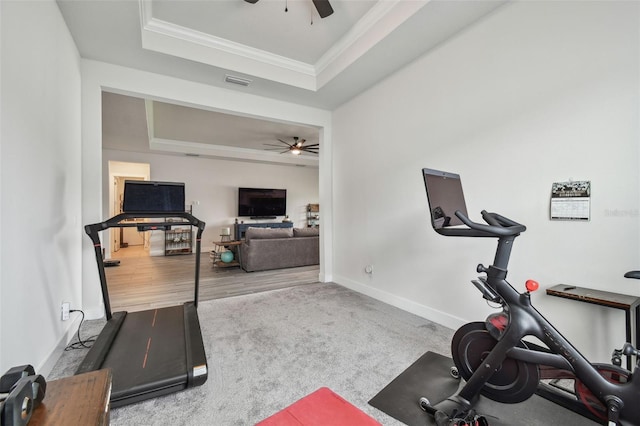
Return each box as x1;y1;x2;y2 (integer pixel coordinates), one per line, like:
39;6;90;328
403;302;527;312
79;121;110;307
143;98;318;166
149;137;319;167
139;0;317;90
315;0;428;89
138;0;424;92
315;1;400;71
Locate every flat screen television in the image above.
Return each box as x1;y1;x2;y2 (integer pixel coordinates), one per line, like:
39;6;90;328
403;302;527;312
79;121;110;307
238;188;287;218
122;180;185;213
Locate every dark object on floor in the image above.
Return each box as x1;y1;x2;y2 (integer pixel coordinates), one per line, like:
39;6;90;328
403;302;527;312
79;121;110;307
77;209;208;408
257;387;381;425
368;351;598;426
103;259;120;267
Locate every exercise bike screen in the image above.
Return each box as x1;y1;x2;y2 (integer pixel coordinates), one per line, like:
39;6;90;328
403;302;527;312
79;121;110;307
422;168;468;229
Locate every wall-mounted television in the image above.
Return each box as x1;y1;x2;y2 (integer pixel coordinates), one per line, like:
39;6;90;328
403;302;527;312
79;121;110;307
238;188;287;218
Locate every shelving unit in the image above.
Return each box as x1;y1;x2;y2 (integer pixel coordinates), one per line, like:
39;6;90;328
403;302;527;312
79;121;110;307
307;204;320;228
165;227;193;255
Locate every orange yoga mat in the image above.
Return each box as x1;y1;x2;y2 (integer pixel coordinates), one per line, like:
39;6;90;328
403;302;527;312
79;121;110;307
257;387;381;426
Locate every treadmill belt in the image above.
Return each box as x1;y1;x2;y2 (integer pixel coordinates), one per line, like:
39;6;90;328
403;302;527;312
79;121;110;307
103;305;188;403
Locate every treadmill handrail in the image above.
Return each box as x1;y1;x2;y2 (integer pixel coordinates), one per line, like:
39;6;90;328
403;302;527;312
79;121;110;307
85;212;205;234
85;212;206;319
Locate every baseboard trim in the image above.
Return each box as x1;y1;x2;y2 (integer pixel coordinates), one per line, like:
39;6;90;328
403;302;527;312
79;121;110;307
39;315;83;378
333;275;465;331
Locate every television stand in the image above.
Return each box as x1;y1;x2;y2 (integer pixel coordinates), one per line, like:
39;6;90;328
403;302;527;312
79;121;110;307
234;222;293;240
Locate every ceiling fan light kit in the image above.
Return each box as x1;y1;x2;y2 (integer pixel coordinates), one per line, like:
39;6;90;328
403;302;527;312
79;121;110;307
264;136;319;155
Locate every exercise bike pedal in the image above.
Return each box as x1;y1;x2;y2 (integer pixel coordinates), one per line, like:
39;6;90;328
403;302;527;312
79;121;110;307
450;366;460;379
612;343;639;367
419;396;434;413
419;397;490;426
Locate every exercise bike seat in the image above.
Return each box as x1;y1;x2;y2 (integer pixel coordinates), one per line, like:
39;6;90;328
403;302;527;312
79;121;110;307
624;271;640;279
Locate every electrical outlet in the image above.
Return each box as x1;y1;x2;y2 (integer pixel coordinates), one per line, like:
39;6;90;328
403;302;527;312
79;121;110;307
61;302;70;321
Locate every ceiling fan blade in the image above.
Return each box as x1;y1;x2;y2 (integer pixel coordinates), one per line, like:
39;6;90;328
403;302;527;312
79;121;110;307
277;138;294;147
301;143;319;148
244;0;259;4
312;0;334;18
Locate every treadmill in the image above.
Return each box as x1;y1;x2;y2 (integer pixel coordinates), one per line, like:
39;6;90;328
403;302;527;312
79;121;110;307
76;181;208;408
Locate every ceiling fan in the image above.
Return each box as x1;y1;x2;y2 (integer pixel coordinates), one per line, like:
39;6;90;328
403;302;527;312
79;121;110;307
244;0;334;19
264;137;319;155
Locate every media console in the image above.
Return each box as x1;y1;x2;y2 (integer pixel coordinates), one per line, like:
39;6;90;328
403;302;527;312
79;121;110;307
234;222;293;241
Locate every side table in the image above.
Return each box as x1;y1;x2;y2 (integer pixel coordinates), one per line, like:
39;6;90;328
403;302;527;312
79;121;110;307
210;240;243;269
30;369;111;425
546;284;640;370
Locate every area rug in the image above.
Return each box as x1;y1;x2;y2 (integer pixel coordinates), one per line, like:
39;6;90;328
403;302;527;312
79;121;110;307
368;351;598;426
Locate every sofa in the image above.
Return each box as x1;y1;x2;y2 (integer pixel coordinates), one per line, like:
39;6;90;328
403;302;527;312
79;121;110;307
239;227;319;272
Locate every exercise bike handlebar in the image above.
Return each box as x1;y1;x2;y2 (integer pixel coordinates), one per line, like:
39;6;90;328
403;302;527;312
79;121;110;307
436;210;526;238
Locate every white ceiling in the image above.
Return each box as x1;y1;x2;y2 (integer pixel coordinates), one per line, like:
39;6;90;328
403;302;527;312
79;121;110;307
102;91;323;166
57;0;507;165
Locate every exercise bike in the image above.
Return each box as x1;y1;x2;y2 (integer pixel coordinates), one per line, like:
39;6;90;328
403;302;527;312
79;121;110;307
420;168;640;426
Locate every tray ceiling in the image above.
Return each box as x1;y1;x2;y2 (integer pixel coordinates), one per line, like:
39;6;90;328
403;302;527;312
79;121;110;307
59;0;507;165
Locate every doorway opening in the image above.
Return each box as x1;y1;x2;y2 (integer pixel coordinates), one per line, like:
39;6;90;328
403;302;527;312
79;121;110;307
108;161;151;258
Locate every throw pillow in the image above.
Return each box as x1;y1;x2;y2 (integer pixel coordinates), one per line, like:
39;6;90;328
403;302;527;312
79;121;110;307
293;227;320;237
245;227;293;240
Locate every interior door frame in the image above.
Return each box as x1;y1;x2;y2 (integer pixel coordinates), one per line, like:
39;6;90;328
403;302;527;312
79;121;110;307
107;161;150;256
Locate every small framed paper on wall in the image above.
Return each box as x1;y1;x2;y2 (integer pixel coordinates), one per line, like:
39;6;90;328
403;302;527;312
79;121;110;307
550;181;591;221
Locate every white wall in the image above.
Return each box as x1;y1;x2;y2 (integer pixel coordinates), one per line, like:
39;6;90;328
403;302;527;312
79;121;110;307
102;149;319;253
0;0;82;373
332;1;639;362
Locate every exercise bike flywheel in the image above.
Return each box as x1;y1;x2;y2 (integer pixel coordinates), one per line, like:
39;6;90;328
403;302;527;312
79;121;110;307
451;322;540;403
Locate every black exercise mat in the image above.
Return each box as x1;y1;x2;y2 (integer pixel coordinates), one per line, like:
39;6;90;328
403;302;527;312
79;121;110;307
369;351;599;426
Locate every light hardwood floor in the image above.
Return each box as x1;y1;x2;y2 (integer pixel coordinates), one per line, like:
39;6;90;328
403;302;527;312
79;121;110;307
105;245;320;312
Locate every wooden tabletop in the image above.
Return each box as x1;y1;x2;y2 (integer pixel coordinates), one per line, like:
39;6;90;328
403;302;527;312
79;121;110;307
546;284;640;310
30;369;112;425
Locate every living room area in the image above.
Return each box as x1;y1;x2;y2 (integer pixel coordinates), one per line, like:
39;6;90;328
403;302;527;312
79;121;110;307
102;92;322;310
104;92;320;252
